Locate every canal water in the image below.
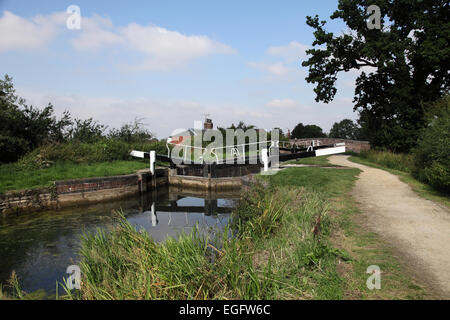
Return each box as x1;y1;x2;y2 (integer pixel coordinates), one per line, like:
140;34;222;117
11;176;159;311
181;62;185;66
0;186;238;295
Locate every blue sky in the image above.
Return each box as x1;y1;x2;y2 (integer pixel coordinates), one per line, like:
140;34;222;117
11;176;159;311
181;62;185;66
0;0;359;138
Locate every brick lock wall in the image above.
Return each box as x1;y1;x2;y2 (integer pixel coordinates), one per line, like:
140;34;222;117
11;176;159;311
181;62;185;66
55;174;139;194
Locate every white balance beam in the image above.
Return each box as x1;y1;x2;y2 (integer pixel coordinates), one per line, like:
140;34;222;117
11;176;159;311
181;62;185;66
315;146;346;157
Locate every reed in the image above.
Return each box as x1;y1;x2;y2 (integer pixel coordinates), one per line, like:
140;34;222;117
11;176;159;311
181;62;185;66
69;178;346;300
359;150;413;173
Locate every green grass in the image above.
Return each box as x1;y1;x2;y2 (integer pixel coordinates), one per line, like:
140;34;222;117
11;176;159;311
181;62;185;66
3;161;433;300
63;166;429;300
349;155;450;208
56;184;341;300
267;167;359;197
284;155;340;167
328;185;433;299
0;160;150;194
266;164;432;299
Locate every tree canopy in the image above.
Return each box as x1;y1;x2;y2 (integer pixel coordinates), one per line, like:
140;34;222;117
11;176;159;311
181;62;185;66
0;75;155;163
302;0;449;152
329;119;362;140
0;75;71;162
291;123;327;139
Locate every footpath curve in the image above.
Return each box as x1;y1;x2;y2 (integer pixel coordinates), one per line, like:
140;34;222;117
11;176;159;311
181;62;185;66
329;155;450;298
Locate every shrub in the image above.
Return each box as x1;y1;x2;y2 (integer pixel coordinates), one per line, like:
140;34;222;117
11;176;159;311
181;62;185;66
17;142;106;167
16;139;169;169
129;140;168;156
412;96;450;193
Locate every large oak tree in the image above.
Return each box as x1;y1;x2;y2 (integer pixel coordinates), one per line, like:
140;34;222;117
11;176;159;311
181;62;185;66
302;0;449;152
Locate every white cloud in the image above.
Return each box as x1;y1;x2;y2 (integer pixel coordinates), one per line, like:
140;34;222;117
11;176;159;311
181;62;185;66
118;24;235;71
17;87;359;138
248;62;290;76
266;41;309;62
71;14;123;51
71;18;236;70
247;41;309;83
0;10;235;71
0;11;66;52
245;61;305;84
70;17;235;71
265;98;297;108
16;88;275;138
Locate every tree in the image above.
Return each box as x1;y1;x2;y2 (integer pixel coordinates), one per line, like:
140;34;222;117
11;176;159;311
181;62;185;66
329;119;361;140
67;118;106;143
108;118;153;143
291;123;327;139
302;0;450;152
0;75;72;162
228;121;256;131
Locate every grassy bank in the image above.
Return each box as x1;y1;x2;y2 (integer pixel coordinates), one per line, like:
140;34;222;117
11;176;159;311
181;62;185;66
49;165;429;299
348;154;450;208
265;167;432;299
0;160;150;194
2;159;432;299
58;182;338;300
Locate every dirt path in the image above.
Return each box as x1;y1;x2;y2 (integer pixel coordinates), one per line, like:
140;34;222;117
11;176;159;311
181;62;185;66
329;155;450;298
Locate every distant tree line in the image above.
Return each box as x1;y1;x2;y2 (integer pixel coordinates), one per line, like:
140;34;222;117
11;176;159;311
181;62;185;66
288;119;364;140
0;75;157;164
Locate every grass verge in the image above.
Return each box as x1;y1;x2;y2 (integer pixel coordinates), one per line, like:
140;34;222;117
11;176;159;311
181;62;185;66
0;160;150;194
328;182;435;299
283;155;340;167
71;167;432;299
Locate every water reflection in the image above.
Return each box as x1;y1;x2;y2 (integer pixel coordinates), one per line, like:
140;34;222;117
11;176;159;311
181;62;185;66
0;186;239;294
126;187;238;242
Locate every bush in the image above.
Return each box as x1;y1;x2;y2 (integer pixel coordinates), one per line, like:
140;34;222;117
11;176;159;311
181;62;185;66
1;76;162;164
17;139;169;169
129;140;168;156
412;96;450;194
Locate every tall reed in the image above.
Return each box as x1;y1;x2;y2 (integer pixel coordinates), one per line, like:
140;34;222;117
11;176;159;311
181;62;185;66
66;183;342;300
